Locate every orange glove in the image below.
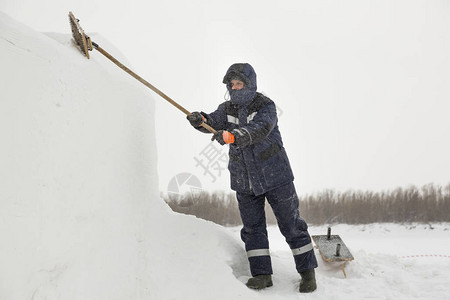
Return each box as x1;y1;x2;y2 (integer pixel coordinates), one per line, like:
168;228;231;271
211;130;235;145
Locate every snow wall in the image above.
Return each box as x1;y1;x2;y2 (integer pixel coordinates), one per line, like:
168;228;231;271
0;12;249;300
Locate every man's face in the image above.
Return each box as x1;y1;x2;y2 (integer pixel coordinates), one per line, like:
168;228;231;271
230;79;244;90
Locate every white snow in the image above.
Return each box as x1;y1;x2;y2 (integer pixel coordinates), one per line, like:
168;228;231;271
1;11;450;300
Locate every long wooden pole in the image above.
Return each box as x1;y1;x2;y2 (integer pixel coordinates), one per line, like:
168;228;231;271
92;42;217;134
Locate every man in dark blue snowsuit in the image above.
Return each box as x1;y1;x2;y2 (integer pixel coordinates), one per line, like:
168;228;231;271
187;63;318;292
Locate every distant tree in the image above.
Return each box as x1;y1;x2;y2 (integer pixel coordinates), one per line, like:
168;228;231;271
162;183;450;226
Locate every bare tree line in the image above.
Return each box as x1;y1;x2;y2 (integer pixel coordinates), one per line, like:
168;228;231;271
164;191;244;226
162;183;450;226
301;183;450;224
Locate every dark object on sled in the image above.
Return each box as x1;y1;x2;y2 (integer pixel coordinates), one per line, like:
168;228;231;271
312;227;354;277
312;227;354;262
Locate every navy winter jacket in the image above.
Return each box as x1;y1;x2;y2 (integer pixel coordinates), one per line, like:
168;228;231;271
199;63;294;196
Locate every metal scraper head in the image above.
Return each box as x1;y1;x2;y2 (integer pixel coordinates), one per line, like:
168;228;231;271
69;11;93;59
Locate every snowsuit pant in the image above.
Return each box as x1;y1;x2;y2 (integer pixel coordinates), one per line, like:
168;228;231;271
236;182;318;276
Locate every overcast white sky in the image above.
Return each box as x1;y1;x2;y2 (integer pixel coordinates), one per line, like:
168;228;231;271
2;0;449;195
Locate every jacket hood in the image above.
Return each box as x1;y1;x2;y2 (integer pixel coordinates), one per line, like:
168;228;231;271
223;63;257;106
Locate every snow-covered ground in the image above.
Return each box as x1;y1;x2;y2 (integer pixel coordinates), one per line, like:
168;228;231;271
226;223;450;299
1;11;449;300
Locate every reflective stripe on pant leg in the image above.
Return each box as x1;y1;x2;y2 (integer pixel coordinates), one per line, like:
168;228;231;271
247;248;270;258
247;249;272;276
291;243;313;256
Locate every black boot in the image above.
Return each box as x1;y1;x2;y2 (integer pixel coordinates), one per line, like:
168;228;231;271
246;274;273;290
299;269;317;293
